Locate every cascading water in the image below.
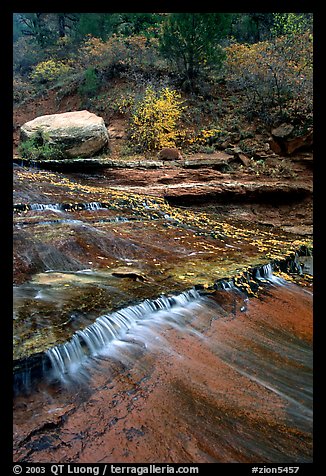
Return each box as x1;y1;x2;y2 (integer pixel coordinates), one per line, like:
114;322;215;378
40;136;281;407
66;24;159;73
17;263;296;392
13;163;313;463
46;288;202;385
30;203;64;212
28;202;105;212
254;262;289;285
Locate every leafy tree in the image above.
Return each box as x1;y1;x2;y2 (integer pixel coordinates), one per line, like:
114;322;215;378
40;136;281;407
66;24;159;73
159;13;231;87
56;13;79;38
73;13;120;41
15;13;53;47
226;31;313;124
116;13;163;36
14;13;79;47
130;86;184;152
272;13;313;37
230;13;274;43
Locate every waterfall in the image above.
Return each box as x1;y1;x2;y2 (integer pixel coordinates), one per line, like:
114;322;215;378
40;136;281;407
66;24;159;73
46;288;201;384
16;202;106;213
254;263;286;285
219;280;236;290
30;203;64;212
254;263;273;280
86;202;104;211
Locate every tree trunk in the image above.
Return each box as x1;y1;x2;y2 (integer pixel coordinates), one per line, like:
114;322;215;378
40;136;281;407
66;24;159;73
58;14;66;37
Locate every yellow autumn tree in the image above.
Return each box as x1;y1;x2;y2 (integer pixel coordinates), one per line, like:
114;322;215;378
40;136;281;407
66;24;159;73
130;86;184;152
30;59;72;83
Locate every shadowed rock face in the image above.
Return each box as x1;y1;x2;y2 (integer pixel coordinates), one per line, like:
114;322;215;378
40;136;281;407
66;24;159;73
20;110;109;159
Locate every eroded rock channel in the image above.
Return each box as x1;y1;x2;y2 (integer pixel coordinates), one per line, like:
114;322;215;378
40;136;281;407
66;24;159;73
13;163;313;463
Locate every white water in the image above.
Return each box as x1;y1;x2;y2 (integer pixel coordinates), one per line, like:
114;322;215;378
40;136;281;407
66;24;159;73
45;264;293;385
30;203;64;212
46;288;203;384
29;202;105;212
255;263;287;285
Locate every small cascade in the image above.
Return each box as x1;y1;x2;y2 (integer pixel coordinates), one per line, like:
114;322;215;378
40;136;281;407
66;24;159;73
294;253;304;275
46;288;201;384
215;261;295;295
30;203;64;212
255;263;286;285
216;279;236;291
254;263;273;280
14;202;108;213
85;202;104;211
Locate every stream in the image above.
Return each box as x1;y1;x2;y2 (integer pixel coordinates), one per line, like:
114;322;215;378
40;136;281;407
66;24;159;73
13;164;313;463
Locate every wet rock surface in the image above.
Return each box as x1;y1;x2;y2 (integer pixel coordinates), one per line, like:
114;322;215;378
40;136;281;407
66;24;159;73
13;165;312;362
13;282;312;463
12;145;313;463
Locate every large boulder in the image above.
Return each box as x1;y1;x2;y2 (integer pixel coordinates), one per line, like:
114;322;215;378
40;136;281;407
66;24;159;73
284;130;313;155
20;110;109;159
269;123;313;155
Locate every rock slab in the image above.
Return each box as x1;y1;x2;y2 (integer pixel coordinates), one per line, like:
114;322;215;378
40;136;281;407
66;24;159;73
270;123;313;155
20;110;109;159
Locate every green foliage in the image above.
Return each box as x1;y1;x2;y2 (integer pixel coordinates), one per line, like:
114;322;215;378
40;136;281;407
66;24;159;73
18;131;64;160
13;12;313;138
115;13;163;36
159;13;230;85
74;13;120;41
272;13;313;37
78;67;100;96
15;13;54;47
13;36;47;78
15;13;79;47
230;13;275;43
129;86;184;152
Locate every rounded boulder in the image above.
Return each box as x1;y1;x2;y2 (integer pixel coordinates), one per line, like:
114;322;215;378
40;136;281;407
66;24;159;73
20;110;109;159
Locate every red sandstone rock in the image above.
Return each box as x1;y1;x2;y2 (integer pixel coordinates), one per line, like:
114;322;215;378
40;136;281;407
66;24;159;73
285;130;313;155
157;147;183;161
13;284;313;463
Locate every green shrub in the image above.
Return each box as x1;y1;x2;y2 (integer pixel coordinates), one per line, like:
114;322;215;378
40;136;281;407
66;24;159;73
18;131;64;160
78;67;100;96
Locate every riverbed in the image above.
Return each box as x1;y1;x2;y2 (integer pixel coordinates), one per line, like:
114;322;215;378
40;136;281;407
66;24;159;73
13;164;313;463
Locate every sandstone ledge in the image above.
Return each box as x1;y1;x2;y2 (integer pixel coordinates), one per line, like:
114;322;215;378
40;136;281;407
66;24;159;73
13;152;234;171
